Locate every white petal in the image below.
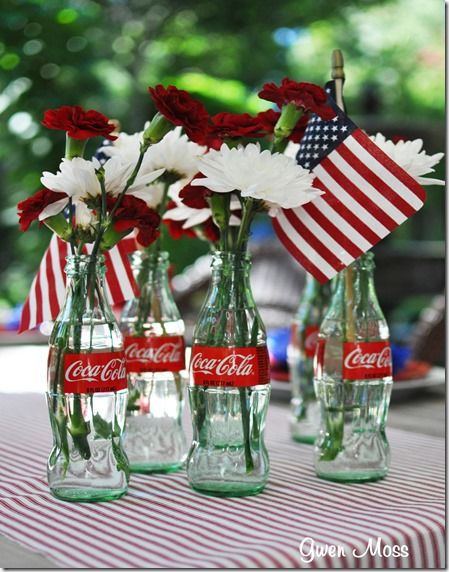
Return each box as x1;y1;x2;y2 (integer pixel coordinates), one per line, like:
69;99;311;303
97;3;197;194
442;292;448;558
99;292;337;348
182;209;211;228
38;198;69;221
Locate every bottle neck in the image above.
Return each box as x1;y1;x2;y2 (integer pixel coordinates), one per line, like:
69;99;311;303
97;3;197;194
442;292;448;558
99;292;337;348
198;251;256;315
131;251;170;291
334;252;376;303
209;251;253;303
329;252;386;341
61;254;112;322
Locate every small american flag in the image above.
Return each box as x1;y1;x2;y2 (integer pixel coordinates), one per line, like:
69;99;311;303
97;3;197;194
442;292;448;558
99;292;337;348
273;81;427;283
19;234;139;333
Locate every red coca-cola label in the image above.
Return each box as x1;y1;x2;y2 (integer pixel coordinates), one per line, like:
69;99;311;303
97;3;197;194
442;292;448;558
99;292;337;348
304;326;320;358
63;352;127;394
343;341;393;380
314;338;326;379
190;346;270;387
124;335;186;373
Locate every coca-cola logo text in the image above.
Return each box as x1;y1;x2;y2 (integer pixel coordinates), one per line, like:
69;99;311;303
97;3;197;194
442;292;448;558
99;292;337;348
62;351;128;394
190;346;270;387
191;352;255;377
124;336;186;373
344;346;392;370
342;341;392;380
125;341;183;364
65;357;126;383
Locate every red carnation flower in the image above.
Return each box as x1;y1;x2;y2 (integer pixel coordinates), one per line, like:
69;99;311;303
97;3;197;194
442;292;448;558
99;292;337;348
42;105;117;140
209;112;266;139
148;85;209;145
179;175;211;209
17;188;68;231
257;109;309;144
109;195;160;247
259;79;335;120
163;201;197;240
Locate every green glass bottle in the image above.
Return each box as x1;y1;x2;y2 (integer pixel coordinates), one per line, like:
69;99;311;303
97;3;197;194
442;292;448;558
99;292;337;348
187;251;271;497
314;252;393;482
288;273;333;444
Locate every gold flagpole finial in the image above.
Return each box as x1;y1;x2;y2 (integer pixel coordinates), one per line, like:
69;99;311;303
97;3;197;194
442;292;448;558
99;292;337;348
331;49;345;81
331;49;345;111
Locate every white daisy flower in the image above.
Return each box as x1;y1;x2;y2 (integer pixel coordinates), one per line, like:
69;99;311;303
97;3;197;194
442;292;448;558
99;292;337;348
99;131;143;165
191;143;321;214
370;133;444;186
100;127;206;182
98;156;165;198
40;157;101;220
40;155;165;222
130;181;166;210
163;202;212;230
142;127;207;180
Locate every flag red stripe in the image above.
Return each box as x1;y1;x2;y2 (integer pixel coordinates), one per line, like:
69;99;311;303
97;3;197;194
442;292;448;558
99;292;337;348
282;208;347;272
19;236;138;333
321;156;399;232
353;129;427;202
34;269;43;326
314;178;382;245
302;200;364;259
45;249;60;318
272;218;329;283
338;138;418;218
18;299;30;334
102;250;123;302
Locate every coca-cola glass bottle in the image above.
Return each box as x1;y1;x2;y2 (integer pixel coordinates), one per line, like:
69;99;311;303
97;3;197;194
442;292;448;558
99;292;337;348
288;274;333;443
314;252;393;482
47;254;129;502
120;251;187;473
187;251;271;497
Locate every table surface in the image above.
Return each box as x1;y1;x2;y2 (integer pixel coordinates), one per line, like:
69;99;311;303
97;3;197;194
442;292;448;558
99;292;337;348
0;345;445;569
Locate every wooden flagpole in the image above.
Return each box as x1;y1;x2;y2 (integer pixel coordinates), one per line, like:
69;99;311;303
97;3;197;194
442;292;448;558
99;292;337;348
331;49;355;344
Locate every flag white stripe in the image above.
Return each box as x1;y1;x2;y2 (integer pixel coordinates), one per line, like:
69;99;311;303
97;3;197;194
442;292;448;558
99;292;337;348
346;137;425;210
332;146;409;224
39;251;52;323
27;274;38;331
290;208;354;266
275;210;336;278
49;235;66;307
315;162;391;238
308;195;373;251
108;245;134;301
104;275;113;301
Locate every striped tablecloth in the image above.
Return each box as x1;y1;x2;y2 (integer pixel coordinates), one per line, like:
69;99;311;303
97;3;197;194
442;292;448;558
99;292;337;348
0;393;444;569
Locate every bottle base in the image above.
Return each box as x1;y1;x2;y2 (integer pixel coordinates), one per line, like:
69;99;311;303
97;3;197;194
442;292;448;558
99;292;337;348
315;470;388;483
190;482;266;498
130;462;184;474
50;487;128;503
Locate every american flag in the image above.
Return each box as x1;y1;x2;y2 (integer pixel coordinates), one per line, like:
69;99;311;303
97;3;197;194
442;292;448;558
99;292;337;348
19;234;139;333
272;81;427;283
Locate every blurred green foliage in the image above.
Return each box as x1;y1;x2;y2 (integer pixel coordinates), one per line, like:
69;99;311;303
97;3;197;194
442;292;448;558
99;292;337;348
0;0;444;308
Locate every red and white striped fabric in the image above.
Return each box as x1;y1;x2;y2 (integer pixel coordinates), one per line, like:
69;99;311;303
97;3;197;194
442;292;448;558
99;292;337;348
0;392;444;568
19;234;139;333
273;82;427;283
